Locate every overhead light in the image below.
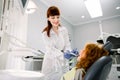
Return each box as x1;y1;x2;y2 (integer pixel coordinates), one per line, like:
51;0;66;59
84;0;103;18
81;16;85;18
25;0;37;14
116;6;120;10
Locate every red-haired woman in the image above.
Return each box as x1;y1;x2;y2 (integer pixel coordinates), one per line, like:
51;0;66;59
61;43;109;80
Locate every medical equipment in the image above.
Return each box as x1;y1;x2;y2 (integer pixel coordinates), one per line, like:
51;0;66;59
0;31;45;71
97;21;120;78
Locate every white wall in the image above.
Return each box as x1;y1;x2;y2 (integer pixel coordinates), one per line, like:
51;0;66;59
74;22;100;50
27;2;74;53
102;17;120;33
74;16;120;50
27;2;46;53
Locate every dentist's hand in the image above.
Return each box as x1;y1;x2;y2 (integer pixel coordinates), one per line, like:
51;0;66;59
64;50;74;59
71;48;79;56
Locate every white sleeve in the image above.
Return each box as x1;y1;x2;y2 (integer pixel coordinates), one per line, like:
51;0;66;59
62;27;72;52
42;32;62;57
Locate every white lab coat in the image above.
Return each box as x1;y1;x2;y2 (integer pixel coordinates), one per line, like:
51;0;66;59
41;26;71;80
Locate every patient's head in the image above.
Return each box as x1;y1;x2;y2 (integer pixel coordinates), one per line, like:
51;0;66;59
76;43;109;75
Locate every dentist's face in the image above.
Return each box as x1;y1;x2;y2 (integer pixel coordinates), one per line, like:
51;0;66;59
48;15;60;27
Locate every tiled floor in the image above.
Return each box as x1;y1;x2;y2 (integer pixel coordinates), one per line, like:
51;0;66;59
107;64;120;80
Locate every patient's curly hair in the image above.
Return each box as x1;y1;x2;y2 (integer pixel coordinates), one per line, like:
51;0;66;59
76;43;109;77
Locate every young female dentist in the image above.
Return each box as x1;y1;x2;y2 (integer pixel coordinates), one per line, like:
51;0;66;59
41;6;72;80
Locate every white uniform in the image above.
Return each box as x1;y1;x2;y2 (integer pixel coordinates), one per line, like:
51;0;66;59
42;26;71;80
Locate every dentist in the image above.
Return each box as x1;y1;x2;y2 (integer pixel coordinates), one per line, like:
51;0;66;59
41;6;72;80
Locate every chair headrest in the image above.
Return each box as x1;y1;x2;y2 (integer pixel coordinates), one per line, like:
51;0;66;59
106;36;120;49
103;41;113;52
84;56;112;80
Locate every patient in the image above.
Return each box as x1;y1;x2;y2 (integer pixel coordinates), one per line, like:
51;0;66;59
61;42;109;80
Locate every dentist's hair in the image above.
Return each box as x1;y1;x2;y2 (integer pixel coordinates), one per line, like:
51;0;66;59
42;6;60;37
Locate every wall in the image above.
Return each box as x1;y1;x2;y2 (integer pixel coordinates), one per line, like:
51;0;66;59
74;16;120;50
74;22;100;50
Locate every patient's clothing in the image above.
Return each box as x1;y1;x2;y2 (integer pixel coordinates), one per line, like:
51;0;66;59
61;67;85;80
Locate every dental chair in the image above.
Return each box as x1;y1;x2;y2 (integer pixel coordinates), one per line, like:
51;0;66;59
106;36;120;78
84;41;113;80
84;56;112;80
106;36;120;55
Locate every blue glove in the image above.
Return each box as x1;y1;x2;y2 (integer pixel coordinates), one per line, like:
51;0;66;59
71;48;79;56
64;50;74;59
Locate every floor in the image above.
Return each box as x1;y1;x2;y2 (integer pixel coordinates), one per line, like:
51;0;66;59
107;64;120;80
0;65;120;80
0;55;120;80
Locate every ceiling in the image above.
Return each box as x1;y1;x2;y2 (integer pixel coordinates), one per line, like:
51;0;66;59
36;0;120;26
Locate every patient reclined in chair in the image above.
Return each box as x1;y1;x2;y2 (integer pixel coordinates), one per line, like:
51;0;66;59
61;42;112;80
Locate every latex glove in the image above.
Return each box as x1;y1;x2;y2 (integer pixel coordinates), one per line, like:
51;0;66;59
71;48;79;56
64;50;74;59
